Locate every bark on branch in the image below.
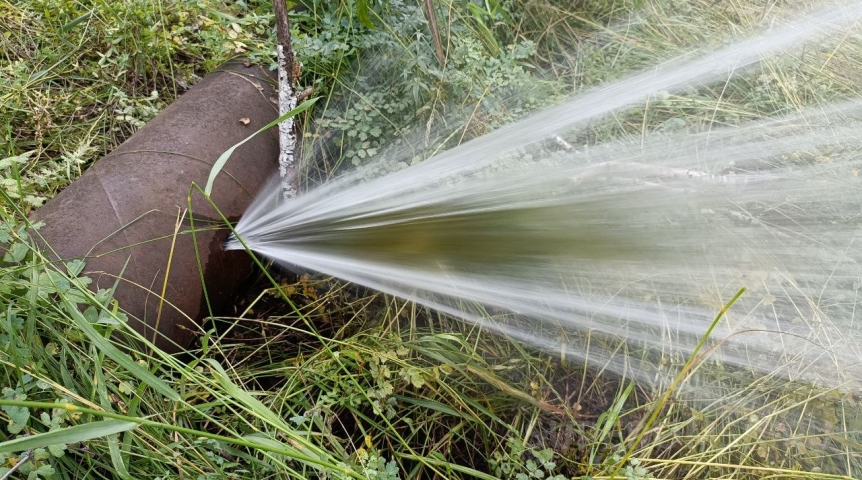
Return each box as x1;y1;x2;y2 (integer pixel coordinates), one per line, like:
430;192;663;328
274;0;298;198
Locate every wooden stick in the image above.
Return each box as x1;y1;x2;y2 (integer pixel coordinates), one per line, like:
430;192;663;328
274;0;299;198
423;0;445;69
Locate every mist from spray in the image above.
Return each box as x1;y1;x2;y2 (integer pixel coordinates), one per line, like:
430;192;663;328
227;2;862;389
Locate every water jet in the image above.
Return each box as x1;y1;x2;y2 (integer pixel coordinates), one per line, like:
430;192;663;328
228;4;862;389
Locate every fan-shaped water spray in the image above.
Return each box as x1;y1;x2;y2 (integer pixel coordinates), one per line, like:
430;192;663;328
228;2;862;390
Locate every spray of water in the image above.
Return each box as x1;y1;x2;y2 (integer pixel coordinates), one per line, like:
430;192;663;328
228;2;862;389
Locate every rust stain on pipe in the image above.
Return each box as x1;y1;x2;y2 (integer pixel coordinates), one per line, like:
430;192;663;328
30;60;279;353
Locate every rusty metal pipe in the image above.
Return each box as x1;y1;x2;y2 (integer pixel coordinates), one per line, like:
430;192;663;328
29;60;279;353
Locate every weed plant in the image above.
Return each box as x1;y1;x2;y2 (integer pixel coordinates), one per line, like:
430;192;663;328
1;0;862;479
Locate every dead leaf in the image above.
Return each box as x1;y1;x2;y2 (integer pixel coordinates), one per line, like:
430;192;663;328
297;87;315;102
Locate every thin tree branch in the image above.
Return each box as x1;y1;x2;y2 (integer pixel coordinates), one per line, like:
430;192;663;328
274;0;299;198
423;0;446;69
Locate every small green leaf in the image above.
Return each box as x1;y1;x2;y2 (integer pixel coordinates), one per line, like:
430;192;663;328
39;270;71;292
66;260;86;277
117;382;134;395
3;242;28;263
400;367;425;389
35;464;56;476
82;306;98;323
32;448;49;461
7;419;27;434
96;312;123;325
2;401;29;434
47;442;66;457
289;414;306;426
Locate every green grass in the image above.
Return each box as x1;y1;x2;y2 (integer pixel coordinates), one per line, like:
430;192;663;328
2;0;862;479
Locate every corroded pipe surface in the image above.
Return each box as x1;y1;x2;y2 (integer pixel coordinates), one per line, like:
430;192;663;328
30;60;279;353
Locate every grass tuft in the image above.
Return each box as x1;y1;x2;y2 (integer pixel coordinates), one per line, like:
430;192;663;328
2;0;862;478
